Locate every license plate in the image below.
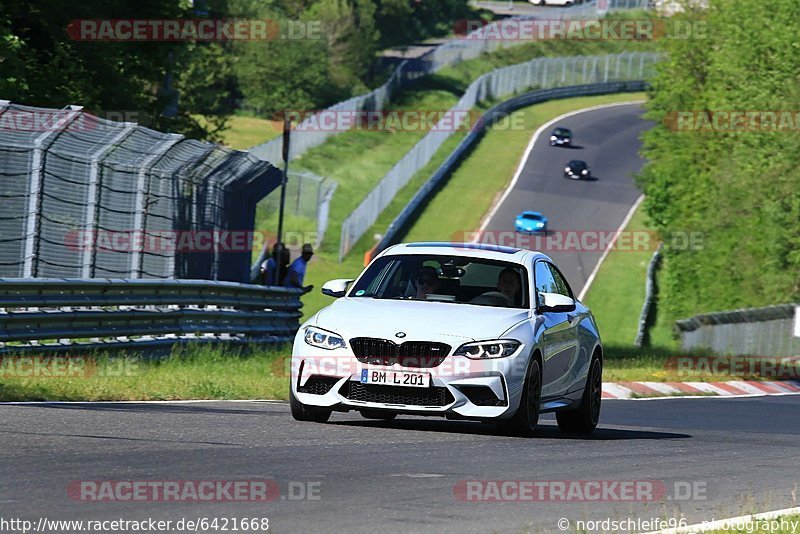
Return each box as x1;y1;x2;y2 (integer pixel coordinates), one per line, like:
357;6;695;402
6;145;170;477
360;369;431;388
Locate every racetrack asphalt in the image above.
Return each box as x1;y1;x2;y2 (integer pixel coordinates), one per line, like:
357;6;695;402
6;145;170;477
2;396;799;533
482;102;651;296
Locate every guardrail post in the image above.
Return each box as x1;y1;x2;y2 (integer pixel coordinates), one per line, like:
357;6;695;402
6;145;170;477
24;108;83;277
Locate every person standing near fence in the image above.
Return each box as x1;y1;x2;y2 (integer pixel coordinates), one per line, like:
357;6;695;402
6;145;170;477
260;243;288;286
284;243;314;293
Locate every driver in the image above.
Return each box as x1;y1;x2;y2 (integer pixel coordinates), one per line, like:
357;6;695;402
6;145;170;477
470;267;521;307
414;266;440;300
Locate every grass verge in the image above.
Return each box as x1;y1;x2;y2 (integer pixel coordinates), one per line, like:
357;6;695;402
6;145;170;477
0;346;288;402
203;114;282;150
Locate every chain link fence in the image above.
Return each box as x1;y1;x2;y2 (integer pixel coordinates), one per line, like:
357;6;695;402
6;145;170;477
0;102;282;283
676;304;800;357
338;51;659;260
257;170;337;246
247;0;651;164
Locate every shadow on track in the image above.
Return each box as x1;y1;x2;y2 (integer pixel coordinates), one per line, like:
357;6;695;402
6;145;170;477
331;418;691;441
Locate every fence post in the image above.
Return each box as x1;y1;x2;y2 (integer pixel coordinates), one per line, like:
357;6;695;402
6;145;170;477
130;135;182;278
83;124;136;278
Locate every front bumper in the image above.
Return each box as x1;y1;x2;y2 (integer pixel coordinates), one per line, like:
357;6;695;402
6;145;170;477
291;343;529;420
515;225;547;234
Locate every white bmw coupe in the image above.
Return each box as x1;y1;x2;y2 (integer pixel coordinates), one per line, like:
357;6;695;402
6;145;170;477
290;242;603;436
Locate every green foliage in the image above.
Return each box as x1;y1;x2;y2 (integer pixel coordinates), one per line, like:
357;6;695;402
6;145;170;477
638;0;800;320
0;0;236;141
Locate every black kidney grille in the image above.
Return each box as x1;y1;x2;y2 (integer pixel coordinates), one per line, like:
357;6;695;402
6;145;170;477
297;375;340;395
349;338;451;367
341;382;454;407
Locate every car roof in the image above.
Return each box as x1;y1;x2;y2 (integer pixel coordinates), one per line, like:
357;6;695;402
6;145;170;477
381;242;551;264
567;159;586;165
518;210;544;218
553;127;571;133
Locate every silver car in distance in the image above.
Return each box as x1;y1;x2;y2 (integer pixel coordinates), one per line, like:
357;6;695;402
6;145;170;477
290;242;603;436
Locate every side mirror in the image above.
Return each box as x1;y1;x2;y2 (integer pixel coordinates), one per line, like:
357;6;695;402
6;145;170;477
321;279;354;298
536;292;576;313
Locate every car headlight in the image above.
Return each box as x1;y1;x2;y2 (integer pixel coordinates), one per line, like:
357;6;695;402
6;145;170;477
550;135;557;140
535;221;545;227
565;167;571;172
581;169;589;175
304;326;346;350
454;340;520;359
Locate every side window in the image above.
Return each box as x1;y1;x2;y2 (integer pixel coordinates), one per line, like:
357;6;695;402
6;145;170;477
534;261;557;296
546;263;572;298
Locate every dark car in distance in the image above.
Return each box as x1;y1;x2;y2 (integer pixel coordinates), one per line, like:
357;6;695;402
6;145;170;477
564;160;591;180
549;127;573;146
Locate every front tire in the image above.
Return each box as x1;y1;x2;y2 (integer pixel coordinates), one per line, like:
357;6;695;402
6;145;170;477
501;358;541;437
556;353;602;434
290;387;332;423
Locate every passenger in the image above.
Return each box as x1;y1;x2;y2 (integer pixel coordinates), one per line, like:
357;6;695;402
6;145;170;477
260;243;282;286
497;267;521;305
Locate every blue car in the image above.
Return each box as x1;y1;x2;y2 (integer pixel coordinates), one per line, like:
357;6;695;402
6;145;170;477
515;211;548;234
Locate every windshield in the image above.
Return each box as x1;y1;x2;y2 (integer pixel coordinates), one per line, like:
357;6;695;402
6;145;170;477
348;254;529;309
554;128;571;136
522;213;542;220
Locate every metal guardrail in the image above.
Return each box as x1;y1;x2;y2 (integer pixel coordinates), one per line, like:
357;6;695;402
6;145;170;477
635;243;662;347
369;80;648;258
0;279;303;354
675;303;800;357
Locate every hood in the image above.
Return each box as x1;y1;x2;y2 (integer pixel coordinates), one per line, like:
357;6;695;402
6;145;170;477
314;297;530;343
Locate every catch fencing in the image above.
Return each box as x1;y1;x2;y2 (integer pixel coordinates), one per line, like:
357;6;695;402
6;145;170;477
0;278;303;354
0;102;282;283
675;304;800;357
247;0;651;164
248;170;337;283
339;52;659;260
258;170;337;247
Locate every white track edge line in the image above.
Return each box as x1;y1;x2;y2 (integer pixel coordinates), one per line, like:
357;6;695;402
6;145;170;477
607;391;800;401
473;99;647;245
578;193;645;301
